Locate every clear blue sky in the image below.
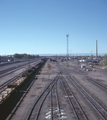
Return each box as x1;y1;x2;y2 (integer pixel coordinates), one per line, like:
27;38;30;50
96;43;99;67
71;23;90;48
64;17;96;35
0;0;107;55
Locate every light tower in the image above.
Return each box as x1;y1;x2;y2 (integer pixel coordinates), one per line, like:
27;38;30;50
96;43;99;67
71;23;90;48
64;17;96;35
96;40;98;57
66;34;69;66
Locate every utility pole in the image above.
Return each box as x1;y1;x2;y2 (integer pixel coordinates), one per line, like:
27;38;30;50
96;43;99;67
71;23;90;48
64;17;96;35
66;34;69;67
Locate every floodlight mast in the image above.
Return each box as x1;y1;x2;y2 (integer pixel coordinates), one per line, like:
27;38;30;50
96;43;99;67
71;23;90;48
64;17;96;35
96;40;98;57
66;34;69;66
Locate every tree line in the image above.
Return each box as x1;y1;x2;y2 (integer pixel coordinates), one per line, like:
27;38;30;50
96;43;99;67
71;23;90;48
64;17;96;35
103;54;107;66
14;53;39;60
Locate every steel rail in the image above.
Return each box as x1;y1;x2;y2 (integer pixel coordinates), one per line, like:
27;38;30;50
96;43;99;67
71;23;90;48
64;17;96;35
0;61;46;120
61;76;88;120
75;69;107;92
0;66;23;76
74;68;107;92
0;59;40;80
50;79;60;120
59;62;107;119
85;76;107;91
7;61;46;120
60;78;78;120
35;76;59;120
55;81;61;119
50;84;53;120
58;63;107;119
27;72;60;120
0;75;21;90
0;59;40;75
0;61;21;67
0;61;32;77
0;61;41;92
63;69;107;120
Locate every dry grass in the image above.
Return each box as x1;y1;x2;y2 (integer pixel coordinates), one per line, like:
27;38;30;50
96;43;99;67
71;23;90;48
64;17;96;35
42;64;51;71
42;68;49;71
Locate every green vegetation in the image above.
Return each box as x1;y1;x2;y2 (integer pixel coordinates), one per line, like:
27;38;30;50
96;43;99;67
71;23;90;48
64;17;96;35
14;53;39;60
103;54;107;66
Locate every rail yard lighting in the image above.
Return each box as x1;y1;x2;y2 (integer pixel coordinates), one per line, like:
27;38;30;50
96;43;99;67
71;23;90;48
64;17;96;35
66;34;69;67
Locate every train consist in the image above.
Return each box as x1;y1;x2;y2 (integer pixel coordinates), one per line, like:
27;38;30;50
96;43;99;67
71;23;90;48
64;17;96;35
50;58;57;62
0;60;46;103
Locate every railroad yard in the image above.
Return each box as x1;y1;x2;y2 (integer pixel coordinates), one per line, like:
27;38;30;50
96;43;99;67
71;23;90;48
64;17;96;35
1;0;107;120
0;58;107;120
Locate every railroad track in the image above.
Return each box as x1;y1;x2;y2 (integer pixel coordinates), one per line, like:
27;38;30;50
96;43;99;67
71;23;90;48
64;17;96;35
85;76;107;92
0;61;42;92
59;65;107;120
50;79;61;120
74;68;107;92
0;74;27;93
0;60;41;78
61;76;88;120
27;73;61;120
0;60;46;120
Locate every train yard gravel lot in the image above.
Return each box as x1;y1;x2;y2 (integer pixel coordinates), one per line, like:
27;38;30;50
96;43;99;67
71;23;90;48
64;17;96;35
0;59;107;120
11;60;60;120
